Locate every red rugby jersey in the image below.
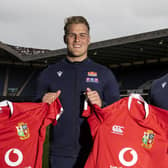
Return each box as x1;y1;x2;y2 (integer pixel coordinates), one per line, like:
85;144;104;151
0;99;63;168
83;94;168;168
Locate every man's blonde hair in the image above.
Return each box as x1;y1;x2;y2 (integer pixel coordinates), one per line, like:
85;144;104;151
64;16;90;35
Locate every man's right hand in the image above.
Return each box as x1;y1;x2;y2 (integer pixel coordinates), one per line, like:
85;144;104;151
42;90;61;104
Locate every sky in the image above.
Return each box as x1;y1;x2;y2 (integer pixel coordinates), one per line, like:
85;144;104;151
0;0;168;50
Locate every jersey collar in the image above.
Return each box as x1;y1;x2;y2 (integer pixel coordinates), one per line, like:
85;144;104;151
0;100;13;115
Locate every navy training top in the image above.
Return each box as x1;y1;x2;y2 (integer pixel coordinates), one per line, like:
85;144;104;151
35;58;120;157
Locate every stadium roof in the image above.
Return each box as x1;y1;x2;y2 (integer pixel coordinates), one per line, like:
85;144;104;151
0;28;168;67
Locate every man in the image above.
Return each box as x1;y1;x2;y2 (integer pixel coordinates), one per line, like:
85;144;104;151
149;73;168;110
35;16;120;168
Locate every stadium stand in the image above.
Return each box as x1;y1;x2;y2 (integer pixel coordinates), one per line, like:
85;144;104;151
0;28;168;102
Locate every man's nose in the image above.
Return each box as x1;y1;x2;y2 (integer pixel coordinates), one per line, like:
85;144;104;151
74;34;80;41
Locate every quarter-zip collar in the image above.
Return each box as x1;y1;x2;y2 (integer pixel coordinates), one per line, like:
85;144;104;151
64;57;90;66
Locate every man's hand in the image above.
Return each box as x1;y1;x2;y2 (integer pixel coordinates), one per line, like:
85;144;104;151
42;90;61;104
86;88;102;107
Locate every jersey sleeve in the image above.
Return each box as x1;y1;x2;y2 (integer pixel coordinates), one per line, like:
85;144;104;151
151;105;168;139
42;98;63;127
36;98;63;168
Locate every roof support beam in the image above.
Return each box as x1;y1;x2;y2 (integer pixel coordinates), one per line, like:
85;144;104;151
3;66;9;96
16;71;35;96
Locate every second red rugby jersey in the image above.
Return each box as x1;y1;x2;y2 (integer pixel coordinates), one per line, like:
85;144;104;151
0;98;63;168
83;94;168;168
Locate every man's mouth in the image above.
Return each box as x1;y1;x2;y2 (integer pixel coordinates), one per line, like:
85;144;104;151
73;44;81;48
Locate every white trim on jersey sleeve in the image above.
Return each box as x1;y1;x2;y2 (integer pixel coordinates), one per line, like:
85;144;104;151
0;100;13;115
84;99;88;111
128;93;149;118
56;107;63;121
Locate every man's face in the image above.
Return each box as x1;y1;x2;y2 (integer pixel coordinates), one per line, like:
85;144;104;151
65;23;90;59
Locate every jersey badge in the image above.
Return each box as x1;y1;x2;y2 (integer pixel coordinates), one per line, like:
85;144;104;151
88;71;97;77
16;122;30;140
142;130;155;149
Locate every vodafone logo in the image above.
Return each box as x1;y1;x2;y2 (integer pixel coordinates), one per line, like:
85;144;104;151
119;147;138;166
5;148;23;167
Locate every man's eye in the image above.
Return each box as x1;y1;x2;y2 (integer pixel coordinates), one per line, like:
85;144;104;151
80;33;88;38
68;33;75;37
67;33;88;39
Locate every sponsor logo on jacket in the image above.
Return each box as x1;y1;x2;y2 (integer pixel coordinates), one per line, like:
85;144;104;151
88;71;97;77
86;71;99;83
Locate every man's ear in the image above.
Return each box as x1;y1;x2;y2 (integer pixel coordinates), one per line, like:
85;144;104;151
64;35;67;44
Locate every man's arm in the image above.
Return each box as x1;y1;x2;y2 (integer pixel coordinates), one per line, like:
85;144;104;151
35;70;61;103
149;74;168;110
102;69;120;106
